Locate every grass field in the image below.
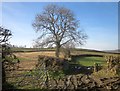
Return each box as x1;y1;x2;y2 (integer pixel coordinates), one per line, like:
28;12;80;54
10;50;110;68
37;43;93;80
13;48;119;70
14;51;56;60
73;56;106;66
5;48;119;89
14;51;55;70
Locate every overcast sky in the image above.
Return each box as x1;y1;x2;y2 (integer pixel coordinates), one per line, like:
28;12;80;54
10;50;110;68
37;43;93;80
1;2;118;50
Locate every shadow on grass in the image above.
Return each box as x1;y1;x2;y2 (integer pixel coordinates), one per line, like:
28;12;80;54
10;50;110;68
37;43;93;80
2;82;18;91
63;54;104;75
2;82;50;91
63;62;93;75
72;54;103;57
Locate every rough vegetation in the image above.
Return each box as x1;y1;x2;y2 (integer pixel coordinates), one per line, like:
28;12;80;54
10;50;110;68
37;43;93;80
0;27;20;90
105;55;120;75
35;55;120;90
4;55;120;90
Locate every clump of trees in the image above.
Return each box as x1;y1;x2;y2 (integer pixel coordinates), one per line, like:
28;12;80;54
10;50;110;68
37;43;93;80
32;4;87;57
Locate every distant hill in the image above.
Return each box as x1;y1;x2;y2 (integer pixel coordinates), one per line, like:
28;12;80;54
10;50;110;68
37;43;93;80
75;48;120;54
104;49;120;53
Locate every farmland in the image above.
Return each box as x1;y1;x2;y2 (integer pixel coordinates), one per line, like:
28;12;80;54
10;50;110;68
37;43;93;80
3;48;120;90
73;56;105;66
13;48;118;69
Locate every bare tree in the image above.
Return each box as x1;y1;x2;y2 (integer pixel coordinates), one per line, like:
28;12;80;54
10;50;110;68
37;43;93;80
0;27;12;44
32;4;87;57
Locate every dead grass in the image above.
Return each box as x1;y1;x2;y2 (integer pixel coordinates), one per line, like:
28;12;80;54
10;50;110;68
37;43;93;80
92;68;118;78
14;51;64;70
19;60;37;70
14;51;64;60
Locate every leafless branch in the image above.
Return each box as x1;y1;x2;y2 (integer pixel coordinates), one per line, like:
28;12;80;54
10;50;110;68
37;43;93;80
32;4;88;57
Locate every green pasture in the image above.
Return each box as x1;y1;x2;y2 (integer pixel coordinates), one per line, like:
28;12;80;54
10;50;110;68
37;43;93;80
72;56;106;66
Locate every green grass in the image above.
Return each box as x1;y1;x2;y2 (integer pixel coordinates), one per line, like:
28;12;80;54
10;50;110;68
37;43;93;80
73;56;106;66
17;57;33;61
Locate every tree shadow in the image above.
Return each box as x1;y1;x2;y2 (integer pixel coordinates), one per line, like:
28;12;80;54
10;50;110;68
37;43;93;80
2;82;18;91
72;54;103;57
63;62;93;75
62;55;103;75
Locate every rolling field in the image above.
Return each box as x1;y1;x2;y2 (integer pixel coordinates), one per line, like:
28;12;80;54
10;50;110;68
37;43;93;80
14;52;55;70
5;48;119;89
14;51;64;70
14;51;56;61
13;48;119;69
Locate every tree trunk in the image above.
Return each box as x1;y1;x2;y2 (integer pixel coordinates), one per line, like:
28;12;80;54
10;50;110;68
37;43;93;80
0;59;2;90
55;43;60;57
2;45;6;86
2;62;6;85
